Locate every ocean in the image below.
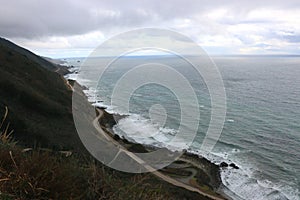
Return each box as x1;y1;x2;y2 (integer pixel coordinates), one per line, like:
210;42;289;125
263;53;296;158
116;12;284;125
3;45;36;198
65;55;300;200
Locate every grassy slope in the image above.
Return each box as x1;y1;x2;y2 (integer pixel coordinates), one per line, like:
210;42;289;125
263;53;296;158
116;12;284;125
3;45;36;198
0;110;210;200
0;39;81;150
0;38;57;72
0;38;212;199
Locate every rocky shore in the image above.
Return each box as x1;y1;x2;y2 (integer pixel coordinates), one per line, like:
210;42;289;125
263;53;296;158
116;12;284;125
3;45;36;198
69;76;234;199
95;107;229;199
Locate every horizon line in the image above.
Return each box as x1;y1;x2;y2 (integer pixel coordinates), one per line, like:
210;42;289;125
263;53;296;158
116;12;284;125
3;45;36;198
54;54;300;59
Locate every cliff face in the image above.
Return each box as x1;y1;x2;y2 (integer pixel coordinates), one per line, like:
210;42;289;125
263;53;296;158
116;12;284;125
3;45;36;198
0;37;80;149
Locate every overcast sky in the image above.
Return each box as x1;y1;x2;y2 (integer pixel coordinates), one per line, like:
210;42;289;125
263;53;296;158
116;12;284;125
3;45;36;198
1;0;300;58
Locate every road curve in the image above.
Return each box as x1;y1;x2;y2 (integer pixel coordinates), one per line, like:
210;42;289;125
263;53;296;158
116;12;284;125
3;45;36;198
93;108;226;200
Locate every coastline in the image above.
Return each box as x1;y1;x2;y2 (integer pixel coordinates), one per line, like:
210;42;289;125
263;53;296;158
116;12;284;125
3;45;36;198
95;106;229;200
2;36;298;199
61;58;299;200
69;77;230;199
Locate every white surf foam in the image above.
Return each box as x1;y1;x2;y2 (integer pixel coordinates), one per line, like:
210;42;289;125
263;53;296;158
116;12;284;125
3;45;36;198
187;149;299;200
91;100;299;200
62;62;299;200
220;167;298;200
112;114;183;150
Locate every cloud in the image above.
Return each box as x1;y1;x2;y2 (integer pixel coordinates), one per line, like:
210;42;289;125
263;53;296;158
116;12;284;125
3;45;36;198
0;0;300;56
283;35;300;43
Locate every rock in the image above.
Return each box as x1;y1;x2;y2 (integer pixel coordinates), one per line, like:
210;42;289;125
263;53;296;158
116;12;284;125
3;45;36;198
127;144;148;153
96;105;107;109
121;136;131;144
220;162;229;167
229;163;239;169
113;134;120;141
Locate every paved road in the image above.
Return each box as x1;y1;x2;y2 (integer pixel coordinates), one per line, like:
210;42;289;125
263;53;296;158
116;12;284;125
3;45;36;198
93;108;226;200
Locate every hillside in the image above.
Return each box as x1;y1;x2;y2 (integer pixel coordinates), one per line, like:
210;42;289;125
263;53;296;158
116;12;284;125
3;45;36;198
0;38;81;149
0;38;70;75
0;38;221;200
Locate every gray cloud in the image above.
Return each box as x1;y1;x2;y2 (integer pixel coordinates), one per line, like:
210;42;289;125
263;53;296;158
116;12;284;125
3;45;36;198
1;0;300;39
1;0;300;56
0;1;93;38
282;35;300;43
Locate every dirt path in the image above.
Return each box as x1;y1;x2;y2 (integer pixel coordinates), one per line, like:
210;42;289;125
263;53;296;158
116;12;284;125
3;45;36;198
93;108;226;200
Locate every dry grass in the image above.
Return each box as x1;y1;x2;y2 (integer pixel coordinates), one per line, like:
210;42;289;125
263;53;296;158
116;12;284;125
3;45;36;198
0;147;88;199
0;107;14;145
86;162;169;200
0;108;209;200
0;108;87;199
0;109;171;200
0;147;169;200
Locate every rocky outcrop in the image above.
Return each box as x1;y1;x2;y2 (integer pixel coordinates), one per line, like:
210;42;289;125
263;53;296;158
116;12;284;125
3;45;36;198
220;162;229;168
229;163;239;169
219;161;239;169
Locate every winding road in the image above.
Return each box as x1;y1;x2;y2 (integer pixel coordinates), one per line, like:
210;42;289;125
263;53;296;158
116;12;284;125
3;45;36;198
93;108;226;200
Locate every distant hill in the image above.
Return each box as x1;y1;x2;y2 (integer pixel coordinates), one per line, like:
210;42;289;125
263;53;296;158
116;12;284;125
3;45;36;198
0;37;69;75
0;37;81;149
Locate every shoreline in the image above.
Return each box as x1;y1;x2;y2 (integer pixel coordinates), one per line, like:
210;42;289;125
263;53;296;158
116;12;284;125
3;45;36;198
94;106;230;200
52;56;299;200
65;62;298;200
68;77;234;200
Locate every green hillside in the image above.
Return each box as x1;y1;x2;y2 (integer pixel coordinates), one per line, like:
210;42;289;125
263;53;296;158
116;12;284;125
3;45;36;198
0;38;217;200
0;38;80;149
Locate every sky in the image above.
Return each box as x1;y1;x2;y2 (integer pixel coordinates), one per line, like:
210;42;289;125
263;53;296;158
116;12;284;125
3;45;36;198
0;0;300;58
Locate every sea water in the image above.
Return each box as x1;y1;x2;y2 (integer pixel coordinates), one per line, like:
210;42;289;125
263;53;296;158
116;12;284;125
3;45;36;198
65;55;300;200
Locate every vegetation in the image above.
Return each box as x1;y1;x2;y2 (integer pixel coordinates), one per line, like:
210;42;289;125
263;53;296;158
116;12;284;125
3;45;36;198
0;109;209;200
0;37;213;199
0;37;81;150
